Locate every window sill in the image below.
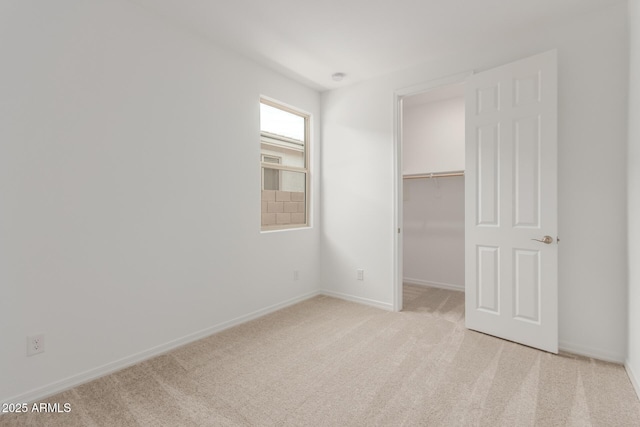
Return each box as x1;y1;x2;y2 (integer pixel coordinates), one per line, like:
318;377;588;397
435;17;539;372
261;224;310;233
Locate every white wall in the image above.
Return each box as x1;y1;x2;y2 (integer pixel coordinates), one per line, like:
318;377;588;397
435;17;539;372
403;176;465;290
627;0;640;397
321;2;629;361
403;96;465;175
0;0;320;403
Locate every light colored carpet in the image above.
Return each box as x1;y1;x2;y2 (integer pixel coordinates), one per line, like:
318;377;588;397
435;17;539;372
2;284;639;426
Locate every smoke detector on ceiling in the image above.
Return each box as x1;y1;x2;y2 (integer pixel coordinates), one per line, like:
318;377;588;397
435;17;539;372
332;72;346;82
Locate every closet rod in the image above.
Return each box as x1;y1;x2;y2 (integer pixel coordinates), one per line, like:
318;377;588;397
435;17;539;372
403;170;465;180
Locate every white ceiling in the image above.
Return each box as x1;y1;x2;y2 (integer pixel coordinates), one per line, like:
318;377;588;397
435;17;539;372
130;0;624;91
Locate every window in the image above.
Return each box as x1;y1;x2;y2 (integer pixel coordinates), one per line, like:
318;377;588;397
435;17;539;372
260;99;309;230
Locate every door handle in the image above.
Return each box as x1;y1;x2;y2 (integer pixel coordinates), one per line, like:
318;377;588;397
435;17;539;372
531;235;553;244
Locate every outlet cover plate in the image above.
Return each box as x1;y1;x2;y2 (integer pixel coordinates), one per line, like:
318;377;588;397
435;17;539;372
27;334;45;356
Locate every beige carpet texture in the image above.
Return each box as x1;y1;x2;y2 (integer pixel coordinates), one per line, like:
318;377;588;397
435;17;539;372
2;284;639;426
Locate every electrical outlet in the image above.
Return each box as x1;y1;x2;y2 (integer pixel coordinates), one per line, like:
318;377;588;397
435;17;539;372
293;270;299;281
27;334;45;356
357;269;364;281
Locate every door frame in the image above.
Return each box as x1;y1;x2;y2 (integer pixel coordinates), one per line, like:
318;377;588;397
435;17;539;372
392;71;472;312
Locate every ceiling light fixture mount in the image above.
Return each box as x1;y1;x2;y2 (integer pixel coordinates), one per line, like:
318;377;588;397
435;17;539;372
332;72;346;82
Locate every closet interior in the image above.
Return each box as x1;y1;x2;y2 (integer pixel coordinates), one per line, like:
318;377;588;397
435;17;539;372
402;83;466;292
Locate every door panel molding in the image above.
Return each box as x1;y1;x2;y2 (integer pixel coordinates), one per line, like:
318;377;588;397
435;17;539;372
465;50;558;353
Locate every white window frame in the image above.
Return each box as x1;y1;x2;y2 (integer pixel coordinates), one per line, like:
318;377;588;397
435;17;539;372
260;98;310;231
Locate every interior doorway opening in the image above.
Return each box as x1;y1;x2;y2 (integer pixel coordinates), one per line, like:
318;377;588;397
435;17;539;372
393;71;471;312
399;82;466;311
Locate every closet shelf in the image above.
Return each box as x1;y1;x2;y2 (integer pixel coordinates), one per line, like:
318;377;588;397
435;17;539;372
403;170;465;180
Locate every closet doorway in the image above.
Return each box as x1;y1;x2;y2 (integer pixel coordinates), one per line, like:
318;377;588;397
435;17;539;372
401;83;466;296
393;51;559;354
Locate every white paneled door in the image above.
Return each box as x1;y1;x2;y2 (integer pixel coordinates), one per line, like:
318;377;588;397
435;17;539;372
465;51;558;353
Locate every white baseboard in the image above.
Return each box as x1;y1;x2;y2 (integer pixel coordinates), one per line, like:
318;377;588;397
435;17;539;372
2;290;321;406
558;340;625;364
320;289;393;311
7;288;629;406
625;361;640;400
403;277;465;292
